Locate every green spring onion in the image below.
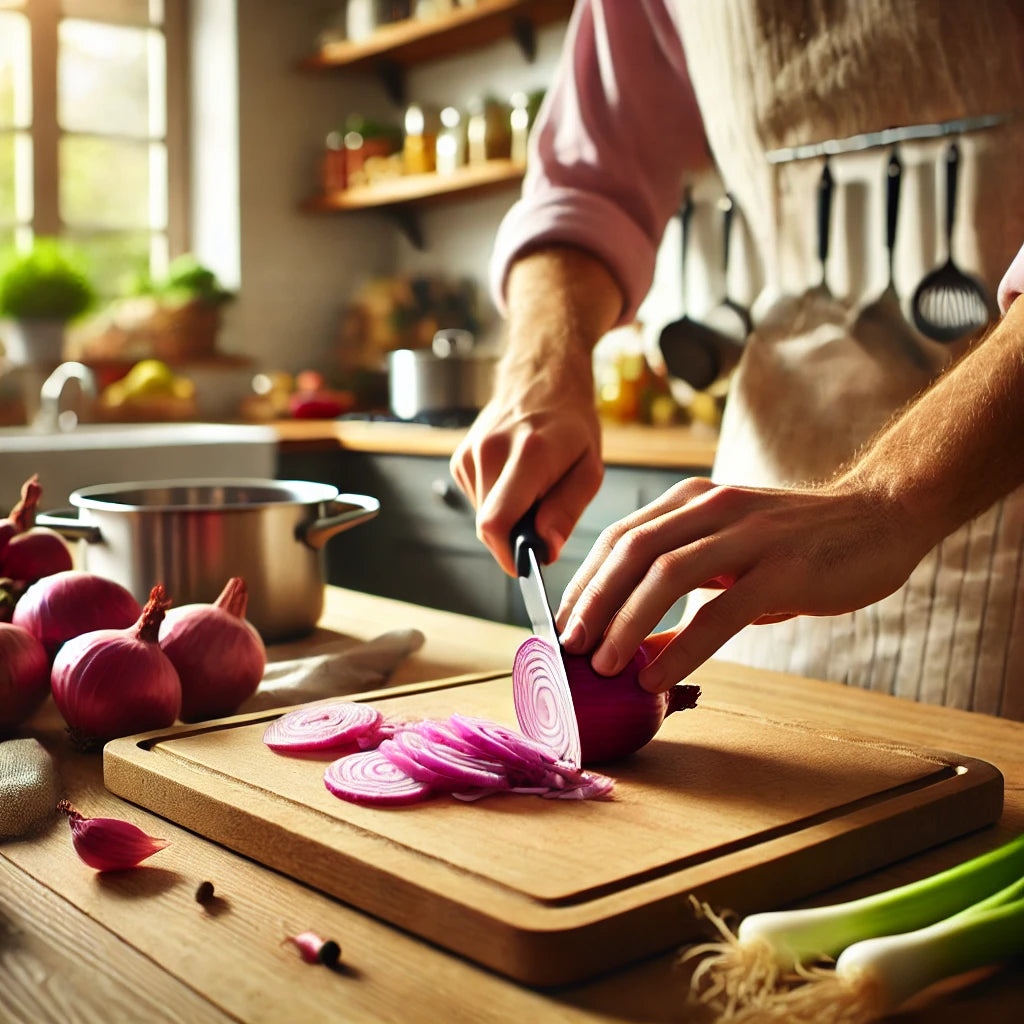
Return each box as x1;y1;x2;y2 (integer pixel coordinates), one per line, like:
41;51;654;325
686;832;1024;1018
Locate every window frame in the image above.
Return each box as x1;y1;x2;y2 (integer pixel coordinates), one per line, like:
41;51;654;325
19;0;189;258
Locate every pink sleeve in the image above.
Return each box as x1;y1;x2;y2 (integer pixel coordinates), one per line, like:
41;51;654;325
489;0;707;326
997;243;1024;313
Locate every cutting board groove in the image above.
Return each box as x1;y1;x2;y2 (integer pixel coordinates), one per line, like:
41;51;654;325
104;673;1003;987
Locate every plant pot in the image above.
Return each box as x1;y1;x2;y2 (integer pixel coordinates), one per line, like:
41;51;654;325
2;319;66;367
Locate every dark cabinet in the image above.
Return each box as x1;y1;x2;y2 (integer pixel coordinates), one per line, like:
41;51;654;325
279;448;697;629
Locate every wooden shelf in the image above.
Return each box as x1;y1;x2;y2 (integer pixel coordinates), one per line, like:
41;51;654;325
303;159;525;212
301;0;574;73
301;159;525;247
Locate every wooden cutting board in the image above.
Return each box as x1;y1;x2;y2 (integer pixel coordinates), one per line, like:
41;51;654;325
103;671;1003;987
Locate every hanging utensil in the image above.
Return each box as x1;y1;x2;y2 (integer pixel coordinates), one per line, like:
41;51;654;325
910;142;991;343
813;157;835;298
849;150;934;371
658;190;741;391
703;193;752;347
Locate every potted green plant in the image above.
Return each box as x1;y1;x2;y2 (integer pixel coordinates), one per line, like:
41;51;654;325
0;238;97;366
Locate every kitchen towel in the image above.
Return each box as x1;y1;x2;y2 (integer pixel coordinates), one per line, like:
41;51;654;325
240;628;427;712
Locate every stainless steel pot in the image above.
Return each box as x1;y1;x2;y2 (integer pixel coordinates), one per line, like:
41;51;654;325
36;479;379;643
388;330;496;421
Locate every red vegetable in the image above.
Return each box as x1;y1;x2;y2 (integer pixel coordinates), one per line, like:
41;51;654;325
513;636;701;765
0;475;73;583
263;701;383;751
159;577;266;722
324;749;436;806
51;584;182;748
0;621;50;731
58;799;170;871
13;570;142;660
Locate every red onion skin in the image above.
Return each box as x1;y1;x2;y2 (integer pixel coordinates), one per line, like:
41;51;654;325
1;529;73;583
0;474;72;583
0;621;51;731
51;585;181;746
13;570;142;661
562;647;701;765
158;576;265;722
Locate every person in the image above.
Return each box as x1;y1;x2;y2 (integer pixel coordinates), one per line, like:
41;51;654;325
449;0;1024;719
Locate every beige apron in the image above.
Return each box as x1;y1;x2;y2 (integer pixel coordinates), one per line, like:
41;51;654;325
669;0;1024;718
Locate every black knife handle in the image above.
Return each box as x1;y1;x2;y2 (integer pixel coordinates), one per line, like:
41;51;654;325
510;502;548;576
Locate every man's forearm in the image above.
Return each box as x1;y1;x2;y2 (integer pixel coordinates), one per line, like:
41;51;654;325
500;246;624;405
835;298;1024;551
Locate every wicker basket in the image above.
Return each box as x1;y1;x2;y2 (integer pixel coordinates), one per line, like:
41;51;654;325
72;297;222;365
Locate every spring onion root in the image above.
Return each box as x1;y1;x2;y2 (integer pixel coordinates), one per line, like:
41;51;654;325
685;832;1024;1018
725;885;1024;1023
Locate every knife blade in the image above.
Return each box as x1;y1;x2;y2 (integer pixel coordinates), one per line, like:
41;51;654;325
511;504;582;767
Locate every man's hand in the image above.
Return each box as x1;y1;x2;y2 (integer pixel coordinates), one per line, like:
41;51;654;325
450;247;623;574
556;477;930;692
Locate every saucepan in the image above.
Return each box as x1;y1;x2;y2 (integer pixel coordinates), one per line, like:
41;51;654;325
36;478;379;642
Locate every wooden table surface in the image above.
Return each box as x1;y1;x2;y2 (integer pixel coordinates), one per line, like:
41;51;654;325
3;587;1023;1024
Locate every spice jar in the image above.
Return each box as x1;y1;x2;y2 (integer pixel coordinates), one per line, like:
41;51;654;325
509;92;531;165
320;130;346;193
466;97;511;165
435;106;467;174
403;104;440;175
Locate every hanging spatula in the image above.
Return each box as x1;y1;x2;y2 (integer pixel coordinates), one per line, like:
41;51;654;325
910;141;991;343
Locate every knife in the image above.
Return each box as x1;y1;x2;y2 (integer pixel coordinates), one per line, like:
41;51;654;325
510;503;582;767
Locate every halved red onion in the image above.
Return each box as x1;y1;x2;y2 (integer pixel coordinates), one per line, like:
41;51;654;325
512;637;582;767
263;701;383;751
514;635;702;765
323;749;434;806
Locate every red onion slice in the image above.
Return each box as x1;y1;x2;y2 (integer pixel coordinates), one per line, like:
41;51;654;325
264;702;383;751
512;636;582;767
323;749;434;805
389;727;508;791
447;713;556;772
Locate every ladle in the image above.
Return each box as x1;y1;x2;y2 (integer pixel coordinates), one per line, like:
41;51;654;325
703;193;753;347
910;141;991;343
658;191;741;391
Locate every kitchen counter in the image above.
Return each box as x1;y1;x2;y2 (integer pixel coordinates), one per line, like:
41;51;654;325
3;587;1023;1023
273;418;720;470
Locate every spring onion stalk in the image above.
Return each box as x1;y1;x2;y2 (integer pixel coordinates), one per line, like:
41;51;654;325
685;832;1024;1016
745;881;1024;1024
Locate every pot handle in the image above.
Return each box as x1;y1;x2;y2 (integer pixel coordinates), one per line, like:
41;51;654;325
300;493;380;550
35;509;103;544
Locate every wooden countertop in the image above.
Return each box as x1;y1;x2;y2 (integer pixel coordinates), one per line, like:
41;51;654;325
4;588;1023;1023
272;418;720;470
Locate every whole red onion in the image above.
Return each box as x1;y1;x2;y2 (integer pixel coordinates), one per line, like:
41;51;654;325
13;570;142;660
0;475;72;583
513;637;701;766
0;621;50;732
159;576;266;721
51;584;182;748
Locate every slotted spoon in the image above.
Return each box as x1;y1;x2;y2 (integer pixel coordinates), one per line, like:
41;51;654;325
911;142;991;343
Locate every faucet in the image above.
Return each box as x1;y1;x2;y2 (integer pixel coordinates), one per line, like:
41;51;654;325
32;361;98;432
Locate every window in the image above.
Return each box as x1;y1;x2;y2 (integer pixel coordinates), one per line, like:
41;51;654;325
0;0;186;295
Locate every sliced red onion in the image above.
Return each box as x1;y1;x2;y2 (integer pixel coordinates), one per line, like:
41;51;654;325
512;637;582;767
263;702;383;751
387;727;508;791
323;749;434;806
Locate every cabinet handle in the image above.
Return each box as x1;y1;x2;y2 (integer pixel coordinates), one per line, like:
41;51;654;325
431;477;465;509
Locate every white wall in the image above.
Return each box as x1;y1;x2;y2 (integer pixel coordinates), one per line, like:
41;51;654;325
191;0;399;374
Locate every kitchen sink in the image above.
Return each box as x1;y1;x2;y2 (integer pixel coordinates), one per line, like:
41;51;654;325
0;421;279;512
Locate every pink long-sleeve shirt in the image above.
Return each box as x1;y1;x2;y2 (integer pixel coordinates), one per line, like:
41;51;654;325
490;0;1024;322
